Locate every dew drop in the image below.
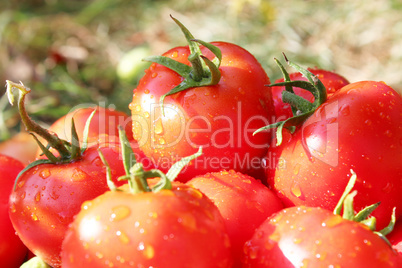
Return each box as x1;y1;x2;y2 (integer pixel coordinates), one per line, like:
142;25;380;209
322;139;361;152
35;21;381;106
185;187;203;199
110;206;131;222
248;246;258;259
154;119;164;135
17;180;25;188
20;192;26;200
39;169;50;179
293;163;301;175
10;203;16;213
290;183;302;198
322;215;342;227
72;168;88;182
31;213;39;221
384;130;393;137
116;230;130;244
339;104;350;116
35;192;41;202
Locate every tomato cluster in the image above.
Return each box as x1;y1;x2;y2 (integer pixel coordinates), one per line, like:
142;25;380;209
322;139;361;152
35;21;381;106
2;16;402;268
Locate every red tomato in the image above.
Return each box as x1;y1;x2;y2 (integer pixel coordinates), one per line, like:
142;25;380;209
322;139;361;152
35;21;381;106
0;154;28;267
0;132;38;166
272;68;349;121
242;206;402;267
187;170;283;267
9;139;127;268
38;106;134;155
130;41;275;181
265;81;402;230
61;183;233;267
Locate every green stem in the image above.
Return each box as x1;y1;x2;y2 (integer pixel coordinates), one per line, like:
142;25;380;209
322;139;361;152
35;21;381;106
6;80;71;158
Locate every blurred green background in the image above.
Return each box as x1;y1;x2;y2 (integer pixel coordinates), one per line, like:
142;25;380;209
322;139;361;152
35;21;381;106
1;0;401;140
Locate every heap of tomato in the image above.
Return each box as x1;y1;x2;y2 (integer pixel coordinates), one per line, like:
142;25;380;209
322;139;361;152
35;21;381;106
1;15;401;268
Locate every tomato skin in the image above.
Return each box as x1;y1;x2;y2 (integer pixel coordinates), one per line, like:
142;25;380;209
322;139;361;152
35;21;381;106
272;68;349;121
0;132;38;165
130;42;275;181
61;183;233;268
0;154;27;268
9;141;127;268
36;106;133;158
187;170;283;267
265;81;402;230
242;206;402;267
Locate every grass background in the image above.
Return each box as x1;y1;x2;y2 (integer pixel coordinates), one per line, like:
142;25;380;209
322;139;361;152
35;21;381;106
1;0;401;140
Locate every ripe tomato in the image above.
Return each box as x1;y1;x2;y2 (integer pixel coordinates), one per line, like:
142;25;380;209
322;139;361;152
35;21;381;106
271;68;349;121
9;141;127;268
265;80;402;230
130;19;274;182
39;106;134;154
187;170;283;267
61;182;233;268
0;154;28;268
0;132;38;166
242;206;401;267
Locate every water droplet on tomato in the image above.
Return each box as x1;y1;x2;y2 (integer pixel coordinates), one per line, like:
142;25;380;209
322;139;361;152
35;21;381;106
247;246;258;259
31;212;39;221
154;119;164;135
185;187;203;199
293;238;302;244
116;230;130;244
384;130;393;137
339;104;350;116
110;206;131;222
290;183;302;198
17;180;25;188
72;167;88;181
364;119;372;126
95;252;104;259
20;192;26;200
382;182;393;194
158;137;166;145
39;169;50;179
322;215;342;227
10;203;16;213
293;163;301;175
35;192;41;202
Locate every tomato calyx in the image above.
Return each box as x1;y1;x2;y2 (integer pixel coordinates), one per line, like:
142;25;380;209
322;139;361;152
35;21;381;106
6;80;95;187
143;15;222;112
335;169;396;244
99;126;203;193
253;54;328;145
